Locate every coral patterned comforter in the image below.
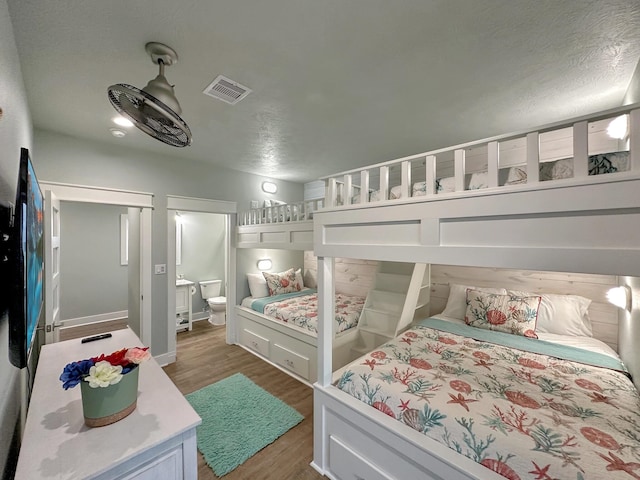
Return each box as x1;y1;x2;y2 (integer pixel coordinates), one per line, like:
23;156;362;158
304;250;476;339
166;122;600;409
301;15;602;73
335;317;640;480
253;290;365;335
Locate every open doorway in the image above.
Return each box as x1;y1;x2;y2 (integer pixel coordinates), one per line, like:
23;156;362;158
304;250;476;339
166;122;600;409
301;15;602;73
41;182;152;347
166;195;236;362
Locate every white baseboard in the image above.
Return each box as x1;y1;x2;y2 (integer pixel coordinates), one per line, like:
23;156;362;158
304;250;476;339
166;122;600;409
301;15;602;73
61;310;128;327
154;351;176;367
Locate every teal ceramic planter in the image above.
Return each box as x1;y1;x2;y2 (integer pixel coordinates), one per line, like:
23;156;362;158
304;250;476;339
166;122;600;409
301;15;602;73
80;366;139;427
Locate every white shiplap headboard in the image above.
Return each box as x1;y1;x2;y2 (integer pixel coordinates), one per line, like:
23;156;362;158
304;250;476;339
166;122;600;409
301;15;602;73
430;264;619;352
303;251;379;297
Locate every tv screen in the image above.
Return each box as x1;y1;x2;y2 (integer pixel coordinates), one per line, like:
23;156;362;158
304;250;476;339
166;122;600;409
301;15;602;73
9;148;44;369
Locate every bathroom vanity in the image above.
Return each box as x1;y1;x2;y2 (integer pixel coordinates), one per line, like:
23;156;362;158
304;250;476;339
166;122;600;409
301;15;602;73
176;278;195;331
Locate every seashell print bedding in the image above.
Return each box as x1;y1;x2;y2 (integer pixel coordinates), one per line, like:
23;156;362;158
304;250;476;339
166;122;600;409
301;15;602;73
335;318;640;479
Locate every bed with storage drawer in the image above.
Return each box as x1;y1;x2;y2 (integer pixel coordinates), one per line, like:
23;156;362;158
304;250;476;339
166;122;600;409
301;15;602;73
311;104;640;480
235;267;365;384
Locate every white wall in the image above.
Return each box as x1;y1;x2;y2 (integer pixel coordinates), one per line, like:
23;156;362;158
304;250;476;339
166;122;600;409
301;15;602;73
0;0;33;475
32;129;304;357
59;202;128;320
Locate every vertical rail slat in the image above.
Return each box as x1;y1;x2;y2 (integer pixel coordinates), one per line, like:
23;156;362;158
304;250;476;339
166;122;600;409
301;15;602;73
379;166;389;201
573;121;589;179
344;174;353;205
401;161;411;199
454;149;465;192
326;178;337;208
487;141;499;188
317;256;334;386
360;170;370;204
630;109;640;172
526;132;540;183
426;155;436;196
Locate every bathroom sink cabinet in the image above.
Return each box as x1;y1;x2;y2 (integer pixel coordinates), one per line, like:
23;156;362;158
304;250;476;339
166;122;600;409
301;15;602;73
176;279;195;332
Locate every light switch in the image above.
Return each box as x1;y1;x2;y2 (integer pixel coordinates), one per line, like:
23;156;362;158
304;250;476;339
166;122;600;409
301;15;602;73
154;264;167;274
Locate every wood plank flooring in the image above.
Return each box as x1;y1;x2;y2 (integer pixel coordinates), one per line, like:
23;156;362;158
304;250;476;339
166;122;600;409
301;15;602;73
162;320;325;480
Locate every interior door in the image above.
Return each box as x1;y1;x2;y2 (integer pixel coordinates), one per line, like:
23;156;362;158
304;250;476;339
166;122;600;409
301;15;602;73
44;190;61;344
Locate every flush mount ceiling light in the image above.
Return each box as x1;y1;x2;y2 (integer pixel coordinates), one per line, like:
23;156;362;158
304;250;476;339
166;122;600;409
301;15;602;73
107;42;192;148
110;128;127;138
262;181;277;194
112;116;134;128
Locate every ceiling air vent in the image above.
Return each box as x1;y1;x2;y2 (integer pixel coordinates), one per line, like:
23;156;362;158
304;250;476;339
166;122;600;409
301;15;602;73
203;75;252;105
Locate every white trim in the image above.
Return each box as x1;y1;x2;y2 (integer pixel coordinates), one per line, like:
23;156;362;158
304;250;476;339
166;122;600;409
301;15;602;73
120;214;128;265
140;207;152;347
60;310;128;327
39;181;154;208
151;351;176;368
167;195;237;214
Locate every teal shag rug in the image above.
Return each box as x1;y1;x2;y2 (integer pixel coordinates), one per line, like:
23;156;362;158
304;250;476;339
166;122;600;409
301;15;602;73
185;373;304;477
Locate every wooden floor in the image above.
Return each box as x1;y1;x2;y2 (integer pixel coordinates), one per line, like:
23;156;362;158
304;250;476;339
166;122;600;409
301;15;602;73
163;320;325;480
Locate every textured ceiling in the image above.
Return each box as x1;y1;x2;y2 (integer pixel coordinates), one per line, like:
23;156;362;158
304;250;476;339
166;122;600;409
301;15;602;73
7;0;640;183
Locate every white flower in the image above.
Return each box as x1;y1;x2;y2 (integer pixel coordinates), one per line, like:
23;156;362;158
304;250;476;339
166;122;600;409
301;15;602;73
84;361;123;388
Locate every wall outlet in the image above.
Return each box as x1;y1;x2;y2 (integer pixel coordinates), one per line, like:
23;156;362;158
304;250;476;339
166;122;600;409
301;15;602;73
154;264;166;274
250;200;259;209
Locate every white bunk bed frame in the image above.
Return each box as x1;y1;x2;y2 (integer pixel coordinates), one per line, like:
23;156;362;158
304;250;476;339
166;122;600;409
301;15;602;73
311;104;640;480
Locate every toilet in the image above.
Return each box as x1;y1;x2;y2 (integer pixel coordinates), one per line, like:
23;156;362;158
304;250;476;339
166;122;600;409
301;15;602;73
199;280;226;325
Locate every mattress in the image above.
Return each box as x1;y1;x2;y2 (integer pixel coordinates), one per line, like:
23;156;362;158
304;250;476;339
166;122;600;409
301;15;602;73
242;290;365;335
335;316;640;480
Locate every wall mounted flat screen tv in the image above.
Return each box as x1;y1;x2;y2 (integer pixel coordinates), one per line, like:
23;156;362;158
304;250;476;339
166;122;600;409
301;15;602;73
9;148;44;369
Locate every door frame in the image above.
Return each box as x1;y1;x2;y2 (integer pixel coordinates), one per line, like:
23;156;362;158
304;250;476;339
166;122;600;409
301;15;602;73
166;195;237;362
40;181;153;346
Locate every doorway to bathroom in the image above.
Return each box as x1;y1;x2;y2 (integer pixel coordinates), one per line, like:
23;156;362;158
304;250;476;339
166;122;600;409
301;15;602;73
166;195;236;361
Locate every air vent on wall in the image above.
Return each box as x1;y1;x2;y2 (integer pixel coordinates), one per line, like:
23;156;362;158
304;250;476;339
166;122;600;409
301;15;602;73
203;75;252;105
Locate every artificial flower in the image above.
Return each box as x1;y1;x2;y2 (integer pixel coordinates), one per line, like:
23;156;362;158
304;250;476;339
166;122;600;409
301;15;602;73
60;346;150;389
84;361;123;388
124;347;151;364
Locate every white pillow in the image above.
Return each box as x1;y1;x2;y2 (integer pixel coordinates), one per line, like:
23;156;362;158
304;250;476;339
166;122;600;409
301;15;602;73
505;167;527;185
468;172;488;190
247;273;269;298
508;290;592;337
441;284;507;320
295;268;304;288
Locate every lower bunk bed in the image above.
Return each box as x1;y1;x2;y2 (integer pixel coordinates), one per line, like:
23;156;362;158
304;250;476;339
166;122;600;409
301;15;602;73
315;311;639;480
236;288;365;385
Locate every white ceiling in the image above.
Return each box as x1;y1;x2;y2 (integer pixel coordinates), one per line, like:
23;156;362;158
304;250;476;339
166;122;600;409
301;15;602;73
7;0;640;183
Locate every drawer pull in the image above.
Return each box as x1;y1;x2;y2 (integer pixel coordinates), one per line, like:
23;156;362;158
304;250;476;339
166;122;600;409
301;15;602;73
285;359;295;368
252;341;259;349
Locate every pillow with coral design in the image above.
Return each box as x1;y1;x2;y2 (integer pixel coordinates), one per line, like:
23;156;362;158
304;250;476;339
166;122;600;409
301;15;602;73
263;268;302;296
465;289;541;338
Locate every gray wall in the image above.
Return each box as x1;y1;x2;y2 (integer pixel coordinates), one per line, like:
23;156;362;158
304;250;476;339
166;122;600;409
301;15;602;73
0;0;33;476
59;201;128;320
176;212;226;314
32;129;303;357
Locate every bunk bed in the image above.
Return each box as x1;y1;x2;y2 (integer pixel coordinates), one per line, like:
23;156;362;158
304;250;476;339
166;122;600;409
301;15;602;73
311;104;640;480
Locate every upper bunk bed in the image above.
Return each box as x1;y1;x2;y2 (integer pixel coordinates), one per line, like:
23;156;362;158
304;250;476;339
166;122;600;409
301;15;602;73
236;198;323;250
310;104;640;480
313;104;640;278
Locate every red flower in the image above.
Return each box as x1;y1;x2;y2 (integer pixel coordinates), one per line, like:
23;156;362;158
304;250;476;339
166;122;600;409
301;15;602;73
370;351;387;360
280;278;289;287
486;309;507;325
480;459;521;480
438;336;457;345
409;358;432;370
405;331;419;339
473;351;491;361
92;348;128;367
575;378;603;392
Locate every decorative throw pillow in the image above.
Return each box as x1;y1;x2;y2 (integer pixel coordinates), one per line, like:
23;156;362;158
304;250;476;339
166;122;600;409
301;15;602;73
441;284;507;320
465;289;541;338
468;172;488;190
263;268;302;295
504;167;527;185
412;181;427;197
588;151;630;175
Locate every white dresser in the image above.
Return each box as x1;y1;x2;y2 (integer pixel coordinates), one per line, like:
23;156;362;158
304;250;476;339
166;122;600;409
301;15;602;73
15;328;201;480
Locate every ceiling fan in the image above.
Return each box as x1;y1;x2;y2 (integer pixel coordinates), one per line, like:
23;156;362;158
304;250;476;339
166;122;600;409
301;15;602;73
107;42;192;147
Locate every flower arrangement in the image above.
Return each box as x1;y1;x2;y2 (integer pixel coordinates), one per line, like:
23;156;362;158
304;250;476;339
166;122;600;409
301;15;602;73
60;347;151;390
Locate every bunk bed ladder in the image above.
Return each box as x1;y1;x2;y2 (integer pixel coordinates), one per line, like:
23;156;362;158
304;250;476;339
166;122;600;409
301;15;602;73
350;263;430;358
